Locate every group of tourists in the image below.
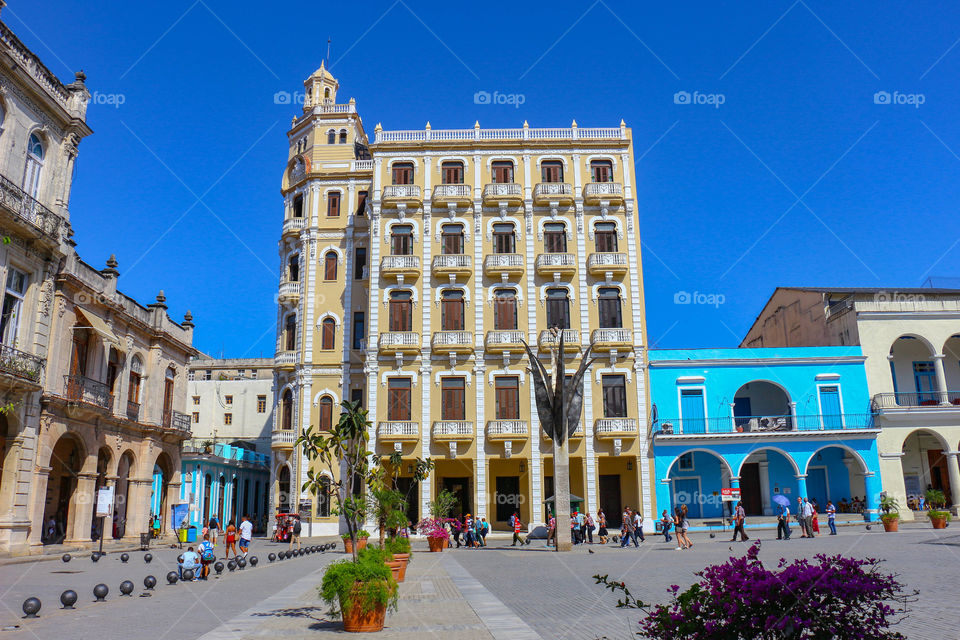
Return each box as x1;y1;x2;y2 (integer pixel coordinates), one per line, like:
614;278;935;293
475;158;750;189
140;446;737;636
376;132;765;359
450;514;490;548
776;497;839;540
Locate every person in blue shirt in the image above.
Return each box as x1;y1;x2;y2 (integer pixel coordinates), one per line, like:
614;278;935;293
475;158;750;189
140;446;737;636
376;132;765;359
179;546;201;580
198;533;215;580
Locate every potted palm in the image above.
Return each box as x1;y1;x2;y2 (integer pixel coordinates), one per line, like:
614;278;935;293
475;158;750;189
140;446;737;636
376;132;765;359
298;400;395;632
879;495;900;532
925;489;951;529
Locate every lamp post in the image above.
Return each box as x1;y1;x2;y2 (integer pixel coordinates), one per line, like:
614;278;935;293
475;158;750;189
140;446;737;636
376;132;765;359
522;327;596;552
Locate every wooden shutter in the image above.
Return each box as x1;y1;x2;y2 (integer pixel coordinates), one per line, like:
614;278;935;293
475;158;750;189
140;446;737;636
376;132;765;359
441;377;465;420
495;377;519;419
442;292;464;331
602;375;627;417
494;291;517;330
322;319;335;349
319;397;333;430
324;253;338;280
327;192;340;217
388;378;411;421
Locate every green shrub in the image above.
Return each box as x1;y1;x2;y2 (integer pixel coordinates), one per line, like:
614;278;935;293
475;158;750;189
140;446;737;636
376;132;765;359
319;548;398;618
385;536;412;558
928;510;952;522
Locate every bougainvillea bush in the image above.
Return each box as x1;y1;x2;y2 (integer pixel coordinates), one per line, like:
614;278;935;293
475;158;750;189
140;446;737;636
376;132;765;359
595;541;915;639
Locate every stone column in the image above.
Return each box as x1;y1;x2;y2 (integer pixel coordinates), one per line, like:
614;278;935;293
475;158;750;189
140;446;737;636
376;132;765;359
122;478;153;540
65;472;98;544
933;355;950;404
728;476;740;518
27;465;51;548
945;452;960;515
758;459;772;515
795;474;808;500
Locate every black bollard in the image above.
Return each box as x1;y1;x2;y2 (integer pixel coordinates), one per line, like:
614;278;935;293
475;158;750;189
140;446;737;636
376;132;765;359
249;556;258;567
61;553;71;563
91;552;101;563
182;568;194;582
144;575;156;590
119;581;134;596
268;553;276;562
144;553;153;564
21;597;40;618
93;584;108;602
214;561;224;575
166;571;178;585
237;557;247;570
120;553;129;563
227;560;236;572
60;590;77;609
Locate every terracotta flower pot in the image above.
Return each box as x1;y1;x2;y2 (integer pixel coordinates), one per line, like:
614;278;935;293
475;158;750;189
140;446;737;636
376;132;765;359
339;584;387;633
386;559;403;583
427;536;445;552
343;538;354;554
392;553;409;582
357;538;369;550
882;518;899;533
930;515;948;529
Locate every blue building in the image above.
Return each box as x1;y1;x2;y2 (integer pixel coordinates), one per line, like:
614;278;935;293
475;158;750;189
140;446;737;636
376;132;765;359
173;443;271;533
649;347;883;522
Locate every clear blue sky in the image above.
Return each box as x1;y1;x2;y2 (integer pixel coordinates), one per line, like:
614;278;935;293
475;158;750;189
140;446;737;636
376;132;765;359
9;1;960;356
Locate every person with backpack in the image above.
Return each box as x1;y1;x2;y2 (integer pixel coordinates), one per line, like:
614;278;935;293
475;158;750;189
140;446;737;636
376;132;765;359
660;510;673;543
198;533;216;580
208;515;219;547
289;514;302;551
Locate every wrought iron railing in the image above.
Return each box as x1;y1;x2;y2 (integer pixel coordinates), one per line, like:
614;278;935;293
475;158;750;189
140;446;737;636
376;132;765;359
126;400;140;422
0;173;62;240
872;392;960;408
653;413;876;436
63;375;113;411
163;410;191;431
0;344;43;382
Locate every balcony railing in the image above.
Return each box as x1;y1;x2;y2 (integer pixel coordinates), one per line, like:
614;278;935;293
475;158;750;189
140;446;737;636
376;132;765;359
653;413;876;436
382;185;422;200
163;410;191;431
126;400;140;422
275;351;299;366
873;392;960;408
63;375;113;411
432;421;474;438
535;253;577;270
375;126;625;144
591;328;632;344
278;281;301;298
378;421;419;439
533;183;573;199
432;184;472;200
0;173;62;240
595;418;638;435
485;331;524;350
483;253;524;270
282;217;305;235
271;430;297;447
486;420;528;437
538;329;581;350
583;182;624;199
432;254;472;271
379;332;420;348
587;252;628;270
214;442;269;465
431;331;472;349
0;344;44;383
482;183;523;202
381;255;420;270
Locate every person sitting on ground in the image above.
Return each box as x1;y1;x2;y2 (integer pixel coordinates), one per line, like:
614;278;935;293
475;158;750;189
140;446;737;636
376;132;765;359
179;546;201;580
198;534;215;580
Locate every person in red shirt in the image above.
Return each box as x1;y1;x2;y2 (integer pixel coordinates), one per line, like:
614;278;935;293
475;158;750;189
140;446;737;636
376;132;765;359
512;515;524;546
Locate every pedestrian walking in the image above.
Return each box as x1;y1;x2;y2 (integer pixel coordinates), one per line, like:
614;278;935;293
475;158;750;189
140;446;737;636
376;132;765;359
289;514;302;550
512;515;524;546
480;518;489;546
730;501;749;541
826;501;837;535
798;497;814;538
208;516;219;546
452;514;462;548
597;511;608;544
621;508;638;548
575;511;586;544
675;505;692;550
812;504;820;536
464;515;474;548
777;504;792;540
238;514;253;558
224;520;238;559
660;510;672;543
632;510;645;543
546;514;556;547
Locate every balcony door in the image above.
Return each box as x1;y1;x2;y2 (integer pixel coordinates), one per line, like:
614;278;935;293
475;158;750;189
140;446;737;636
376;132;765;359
679;389;705;433
494;377;519;420
913;362;937;404
441;290;464;331
494;290;517;330
545;289;570;329
818;386;842;428
387;378;411;421
389;291;412;332
441;377;465;421
598;288;622;328
491;161;514;184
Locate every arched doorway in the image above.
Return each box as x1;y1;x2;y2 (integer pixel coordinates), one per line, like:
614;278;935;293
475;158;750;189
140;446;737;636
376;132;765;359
902;429;952;509
278;465;291;512
114;451;135;538
804;445;868;513
738;448;800;516
42;434;84;544
733;381;792;432
216;474;226;524
150;452;174;536
666;450;734;519
889;336;939;405
943;335;960;404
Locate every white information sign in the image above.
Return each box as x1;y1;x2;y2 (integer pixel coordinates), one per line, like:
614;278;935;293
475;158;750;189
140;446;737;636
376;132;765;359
96;487;114;518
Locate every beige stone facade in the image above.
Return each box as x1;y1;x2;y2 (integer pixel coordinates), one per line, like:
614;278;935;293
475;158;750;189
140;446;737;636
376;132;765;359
273;66;650;535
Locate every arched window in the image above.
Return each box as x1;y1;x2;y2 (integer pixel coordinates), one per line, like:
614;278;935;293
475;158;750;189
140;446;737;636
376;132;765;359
281;389;293;430
162;367;175;427
324;87;331;101
128;355;143;408
598;287;622;328
493;289;517;330
441;223;464;254
327;129;336;144
492;223;515;254
594;222;618;253
327;191;340;217
389;291;413;331
391;162;414;185
288;254;299;282
590;159;613;183
441;290;464;331
321;318;336;349
319;395;333;431
285;314;297;351
390;224;413;255
546;288;570;329
441;161;464;184
543;222;567;253
339;129;347;144
491;160;514;184
324;251;338;280
24;133;44;197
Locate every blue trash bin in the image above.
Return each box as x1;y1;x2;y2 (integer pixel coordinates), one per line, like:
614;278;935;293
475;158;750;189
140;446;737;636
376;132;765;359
186;526;197;543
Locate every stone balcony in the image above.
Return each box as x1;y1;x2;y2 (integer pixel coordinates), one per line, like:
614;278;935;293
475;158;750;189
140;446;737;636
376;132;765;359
271;430;296;449
484;330;525;353
533;182;574;206
277;280;301;304
431;331;473;355
483;253;524;280
432;254;472;281
0;172;63;247
432;184;473;207
583;182;624;205
275;350;300;371
282;217;305;238
378;331;421;354
482;183;523;207
587;252;629;278
535;253;577;278
431;420;474;442
380;255;421;282
381;185;422;208
377;421;420;442
486;420;529;441
590;328;632;352
594;417;638;439
538;329;581;352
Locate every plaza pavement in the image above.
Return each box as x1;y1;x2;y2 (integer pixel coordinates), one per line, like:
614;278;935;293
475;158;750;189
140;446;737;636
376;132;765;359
2;525;959;639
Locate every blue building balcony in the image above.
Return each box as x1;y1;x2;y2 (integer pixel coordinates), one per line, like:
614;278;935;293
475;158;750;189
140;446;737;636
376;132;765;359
653;413;876;437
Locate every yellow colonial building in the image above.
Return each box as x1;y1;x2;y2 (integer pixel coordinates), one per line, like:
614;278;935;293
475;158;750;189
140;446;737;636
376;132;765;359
272;66;651;535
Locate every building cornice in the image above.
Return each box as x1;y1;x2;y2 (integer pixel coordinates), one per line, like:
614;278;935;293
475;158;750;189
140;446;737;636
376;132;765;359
649;356;867;368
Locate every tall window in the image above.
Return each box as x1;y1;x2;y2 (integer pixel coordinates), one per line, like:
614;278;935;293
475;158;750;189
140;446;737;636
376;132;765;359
543;222;567;253
288;255;299;282
350;388;363;407
327;192;340;217
441;377;465;420
281;389;293;430
387;378;411;421
321;318;336;349
23;133;43;197
390;225;413;255
594;222;618;252
546;288;570;329
224;413;233;425
356;190;368;216
354;247;367;279
590;159;613;183
319;395;333;430
256;395;266;413
389;291;412;331
0;268;27;346
392;162;414;185
541;160;563;183
319;476;332;517
441;161;464;184
441;290;464;331
598;287;622;328
491;160;514;183
107;347;120;392
441;223;464;254
324;251;338;280
326;129;336;144
495;377;520;419
162;367;175;424
602;375;627;417
492;223;515;254
352;312;365;349
493;289;517;330
128;355;143;406
293;194;303;218
339;129;347;144
285;314;296;351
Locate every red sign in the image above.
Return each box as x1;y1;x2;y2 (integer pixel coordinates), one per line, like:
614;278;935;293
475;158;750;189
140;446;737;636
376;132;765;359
721;488;741;502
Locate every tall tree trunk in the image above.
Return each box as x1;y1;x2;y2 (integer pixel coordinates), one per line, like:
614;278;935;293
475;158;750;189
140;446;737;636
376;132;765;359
554;438;572;552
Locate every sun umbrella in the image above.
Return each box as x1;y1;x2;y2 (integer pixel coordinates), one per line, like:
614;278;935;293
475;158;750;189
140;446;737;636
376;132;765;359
772;494;791;507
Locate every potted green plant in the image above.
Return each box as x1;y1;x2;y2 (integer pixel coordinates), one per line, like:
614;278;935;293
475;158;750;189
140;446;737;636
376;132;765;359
320;547;398;632
298;400;394;632
368;452;434;547
384;536;411;582
925;489;952;529
341;530;371;555
879;495;900;532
